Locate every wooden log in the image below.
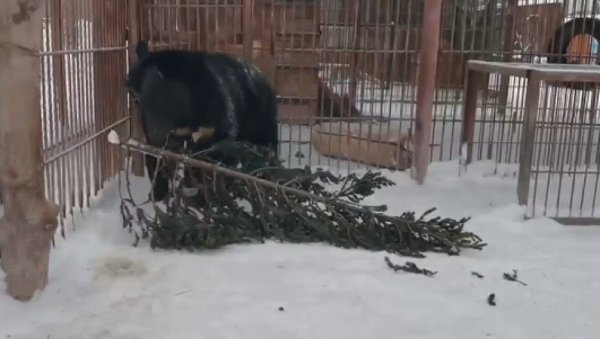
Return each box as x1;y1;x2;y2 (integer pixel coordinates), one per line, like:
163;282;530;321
311;121;413;171
0;0;60;301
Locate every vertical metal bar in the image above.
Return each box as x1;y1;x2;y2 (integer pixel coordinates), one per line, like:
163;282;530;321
584;88;598;166
76;0;86;211
436;1;452;162
348;0;362;110
109;0;117;179
460;68;480;165
371;0;385;170
185;0;191;50
128;0;145;177
41;3;50;208
355;0;368;170
59;0;69;226
243;0;254;61
307;0;320;167
69;0;79;213
518;75;541;206
413;0;442;184
384;0;396;90
195;1;200;50
66;0;73;217
204;0;210;51
212;0;218;51
46;0;57;218
591;111;600;216
101;0;109;188
315;0;328;168
85;0;95;201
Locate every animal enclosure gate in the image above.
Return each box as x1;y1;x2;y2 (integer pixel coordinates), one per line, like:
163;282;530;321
24;0;600;226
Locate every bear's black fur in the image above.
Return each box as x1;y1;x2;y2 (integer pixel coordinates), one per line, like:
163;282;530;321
126;41;279;201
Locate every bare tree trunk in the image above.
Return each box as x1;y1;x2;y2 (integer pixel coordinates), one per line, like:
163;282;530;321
0;0;60;301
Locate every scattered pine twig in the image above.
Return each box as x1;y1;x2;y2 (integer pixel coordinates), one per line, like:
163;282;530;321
503;269;527;286
471;271;485;279
384;256;437;277
487;293;496;306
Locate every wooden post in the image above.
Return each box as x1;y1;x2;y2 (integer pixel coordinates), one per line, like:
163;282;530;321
412;0;443;184
0;0;60;301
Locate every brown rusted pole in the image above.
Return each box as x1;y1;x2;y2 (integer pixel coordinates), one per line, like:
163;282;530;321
412;0;443;184
0;0;60;301
128;0;146;177
460;68;482;165
348;0;363;115
243;0;254;61
497;0;517;118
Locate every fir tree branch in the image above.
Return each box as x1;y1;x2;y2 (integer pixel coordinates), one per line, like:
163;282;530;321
110;133;487;258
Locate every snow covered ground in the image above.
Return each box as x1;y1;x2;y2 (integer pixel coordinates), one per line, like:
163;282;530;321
1;160;600;339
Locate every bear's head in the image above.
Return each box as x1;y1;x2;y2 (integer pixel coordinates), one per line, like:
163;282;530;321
126;40;154;98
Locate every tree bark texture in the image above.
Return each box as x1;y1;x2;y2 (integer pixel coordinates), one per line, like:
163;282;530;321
0;0;60;301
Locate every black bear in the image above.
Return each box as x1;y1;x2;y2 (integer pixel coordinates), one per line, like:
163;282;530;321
126;41;279;201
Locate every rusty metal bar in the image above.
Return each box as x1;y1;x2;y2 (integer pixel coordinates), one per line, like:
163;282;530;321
37;46;127;56
243;0;254;61
412;0;443;184
54;0;67;225
348;0;363;108
497;0;518;118
128;0;145;177
45;117;131;165
460;68;482;165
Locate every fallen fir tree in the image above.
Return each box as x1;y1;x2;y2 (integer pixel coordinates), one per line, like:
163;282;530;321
109;130;486;258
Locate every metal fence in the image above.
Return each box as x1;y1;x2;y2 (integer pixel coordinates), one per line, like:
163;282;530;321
23;0;600;225
40;0;130;228
133;0;600;223
453;0;600;223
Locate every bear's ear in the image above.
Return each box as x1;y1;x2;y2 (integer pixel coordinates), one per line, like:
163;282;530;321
136;40;150;60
